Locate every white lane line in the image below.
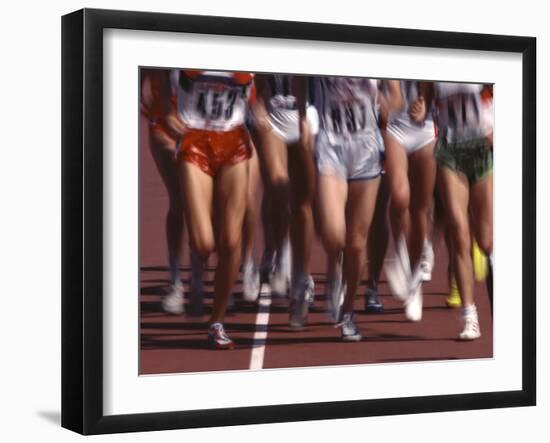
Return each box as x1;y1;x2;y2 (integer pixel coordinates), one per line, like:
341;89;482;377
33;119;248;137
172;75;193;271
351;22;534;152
248;290;272;370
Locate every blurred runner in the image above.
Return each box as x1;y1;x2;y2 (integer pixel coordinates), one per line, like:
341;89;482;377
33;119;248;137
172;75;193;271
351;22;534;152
141;69;187;315
431;81;493;340
241;139;262;302
308;76;401;340
252;74;318;321
383;80;437;322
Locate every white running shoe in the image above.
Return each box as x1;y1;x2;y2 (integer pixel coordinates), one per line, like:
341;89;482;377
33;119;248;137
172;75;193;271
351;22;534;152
335;312;362;342
459;311;481;340
326;274;343;322
420;240;434;281
419;261;432;282
270;267;289;298
242;261;260;302
386;257;410;302
161;282;185;314
326;253;342;317
289;277;310;329
396;234;412;278
305;275;316;306
282;239;292;287
270;245;290;298
386;236;413;302
404;285;423;322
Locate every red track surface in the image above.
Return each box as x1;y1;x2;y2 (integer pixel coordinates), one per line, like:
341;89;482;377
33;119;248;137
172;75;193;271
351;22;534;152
139;116;492;375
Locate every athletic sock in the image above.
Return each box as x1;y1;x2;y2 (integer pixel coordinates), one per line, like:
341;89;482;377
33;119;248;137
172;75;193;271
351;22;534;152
463;304;478;319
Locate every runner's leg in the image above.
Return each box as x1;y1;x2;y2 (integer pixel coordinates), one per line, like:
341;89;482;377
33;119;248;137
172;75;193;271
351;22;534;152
211;161;249;323
149;130;185;287
438;168;474;308
288;138;316;285
367;174;390;288
384;133;411;251
470;172;493;314
254;125;290;273
341;177;381;314
408;141;436;270
317;173;347;320
179;161;215;260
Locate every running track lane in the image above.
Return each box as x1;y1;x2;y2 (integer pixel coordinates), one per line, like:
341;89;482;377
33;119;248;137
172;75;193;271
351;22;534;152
139;115;493;375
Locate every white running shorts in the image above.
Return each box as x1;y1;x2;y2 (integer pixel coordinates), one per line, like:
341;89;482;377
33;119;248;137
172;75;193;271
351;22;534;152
386;117;436;154
315;130;382;181
268;105;319;145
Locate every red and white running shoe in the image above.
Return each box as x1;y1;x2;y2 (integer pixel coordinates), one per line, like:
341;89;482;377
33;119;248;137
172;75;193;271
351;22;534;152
208;322;235;350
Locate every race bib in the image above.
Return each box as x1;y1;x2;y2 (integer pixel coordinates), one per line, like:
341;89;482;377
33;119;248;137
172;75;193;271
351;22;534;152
326;100;369;136
440;93;481;131
195;86;241;121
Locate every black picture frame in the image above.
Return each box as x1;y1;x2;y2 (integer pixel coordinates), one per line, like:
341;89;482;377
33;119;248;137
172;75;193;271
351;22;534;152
61;8;537;435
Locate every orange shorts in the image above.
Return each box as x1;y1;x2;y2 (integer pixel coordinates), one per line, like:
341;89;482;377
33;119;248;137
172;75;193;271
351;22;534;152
178;126;252;177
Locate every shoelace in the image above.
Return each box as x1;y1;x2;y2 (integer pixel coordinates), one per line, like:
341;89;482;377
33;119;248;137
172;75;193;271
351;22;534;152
335;314;354;329
211;323;229;340
464;317;479;329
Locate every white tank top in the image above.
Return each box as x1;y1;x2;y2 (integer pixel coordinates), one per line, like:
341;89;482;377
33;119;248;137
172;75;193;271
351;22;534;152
173;71;253;132
263;74;299;127
435;82;485;144
312;77;379;143
264;74;297;111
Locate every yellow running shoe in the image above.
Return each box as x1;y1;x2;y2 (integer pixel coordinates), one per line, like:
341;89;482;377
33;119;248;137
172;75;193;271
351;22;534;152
446;276;462;308
472;240;488;281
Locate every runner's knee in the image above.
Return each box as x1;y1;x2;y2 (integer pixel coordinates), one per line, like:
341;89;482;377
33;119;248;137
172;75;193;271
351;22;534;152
269;172;290;192
217;229;243;256
322;230;345;256
345;234;368;258
390;180;410;212
191;233;215;258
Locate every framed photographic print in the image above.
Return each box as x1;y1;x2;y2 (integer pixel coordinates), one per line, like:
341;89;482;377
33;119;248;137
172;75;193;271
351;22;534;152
62;8;536;435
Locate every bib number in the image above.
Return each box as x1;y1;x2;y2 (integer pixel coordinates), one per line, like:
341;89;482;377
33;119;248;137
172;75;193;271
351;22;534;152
329;102;368;135
444;93;480;130
196;88;239;120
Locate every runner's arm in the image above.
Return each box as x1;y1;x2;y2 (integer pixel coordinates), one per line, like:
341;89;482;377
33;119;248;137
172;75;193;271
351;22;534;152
378;79;403;123
293;76;312;152
409;81;434;124
251;75;273;133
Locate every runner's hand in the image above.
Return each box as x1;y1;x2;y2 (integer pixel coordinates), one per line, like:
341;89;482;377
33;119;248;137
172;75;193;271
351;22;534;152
409;97;426;124
163;112;186;137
